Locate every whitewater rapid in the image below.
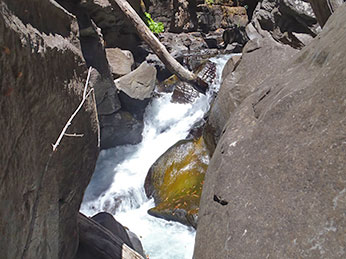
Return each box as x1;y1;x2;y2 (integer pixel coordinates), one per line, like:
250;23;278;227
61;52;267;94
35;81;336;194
80;55;233;259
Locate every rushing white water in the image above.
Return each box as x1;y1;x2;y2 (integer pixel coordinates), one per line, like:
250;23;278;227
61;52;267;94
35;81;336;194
80;54;233;259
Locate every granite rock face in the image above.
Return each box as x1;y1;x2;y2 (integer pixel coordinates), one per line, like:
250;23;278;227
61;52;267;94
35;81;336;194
0;1;99;259
204;37;297;155
194;5;346;259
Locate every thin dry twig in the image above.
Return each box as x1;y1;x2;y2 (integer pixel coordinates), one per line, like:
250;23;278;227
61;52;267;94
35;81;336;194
52;67;92;151
64;133;84;137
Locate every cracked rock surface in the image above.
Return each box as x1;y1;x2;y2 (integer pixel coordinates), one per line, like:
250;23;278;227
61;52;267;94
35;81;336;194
194;5;346;258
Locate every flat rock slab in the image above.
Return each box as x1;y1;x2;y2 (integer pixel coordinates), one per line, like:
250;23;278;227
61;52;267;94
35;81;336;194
105;48;134;78
114;62;156;100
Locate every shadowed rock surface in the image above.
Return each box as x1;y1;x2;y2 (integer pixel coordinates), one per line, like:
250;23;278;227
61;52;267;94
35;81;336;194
57;0;148;150
250;0;319;48
194;5;346;258
0;1;99;258
75;213;144;259
308;0;344;27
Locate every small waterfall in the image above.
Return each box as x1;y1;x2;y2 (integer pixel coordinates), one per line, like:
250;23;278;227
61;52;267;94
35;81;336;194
80;54;232;259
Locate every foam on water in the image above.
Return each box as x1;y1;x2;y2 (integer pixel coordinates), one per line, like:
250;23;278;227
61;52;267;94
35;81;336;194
80;55;233;259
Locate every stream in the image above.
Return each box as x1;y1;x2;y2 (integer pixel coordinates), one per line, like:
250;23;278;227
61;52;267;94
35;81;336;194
80;55;233;258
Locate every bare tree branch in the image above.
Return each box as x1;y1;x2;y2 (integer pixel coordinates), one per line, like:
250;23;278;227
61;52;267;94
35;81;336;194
64;133;85;137
52;67;93;152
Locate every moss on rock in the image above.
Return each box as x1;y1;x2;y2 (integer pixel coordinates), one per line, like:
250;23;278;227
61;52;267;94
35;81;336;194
144;136;209;228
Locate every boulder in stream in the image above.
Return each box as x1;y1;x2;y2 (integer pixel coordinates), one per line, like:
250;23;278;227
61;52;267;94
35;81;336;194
158;60;217;104
144;136;209;228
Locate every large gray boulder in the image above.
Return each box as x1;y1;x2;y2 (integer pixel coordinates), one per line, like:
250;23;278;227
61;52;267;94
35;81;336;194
204;37;297;154
194;5;346;259
0;1;99;258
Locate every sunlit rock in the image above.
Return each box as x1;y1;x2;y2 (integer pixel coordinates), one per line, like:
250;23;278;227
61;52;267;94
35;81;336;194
114;62;157;101
105;48;134;79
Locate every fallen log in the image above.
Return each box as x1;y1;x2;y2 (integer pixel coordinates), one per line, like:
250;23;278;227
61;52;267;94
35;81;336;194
109;0;208;94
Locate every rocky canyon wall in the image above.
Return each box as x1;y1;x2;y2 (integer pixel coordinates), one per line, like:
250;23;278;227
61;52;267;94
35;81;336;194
0;1;99;258
194;3;346;258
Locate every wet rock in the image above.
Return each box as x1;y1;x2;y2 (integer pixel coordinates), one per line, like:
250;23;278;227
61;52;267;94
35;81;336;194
126;230;145;258
91;212;145;257
105;48;134;78
100;111;144;149
194;5;346;258
170;77;201;104
75;213;144;259
0;1;99;258
91;212;134;250
144;137;209;228
159;60;216;104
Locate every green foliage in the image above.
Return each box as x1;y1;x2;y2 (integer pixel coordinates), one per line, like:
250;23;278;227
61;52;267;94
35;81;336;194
205;0;214;5
144;12;164;34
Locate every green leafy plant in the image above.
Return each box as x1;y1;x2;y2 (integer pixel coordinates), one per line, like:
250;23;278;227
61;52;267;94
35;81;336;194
144;12;164;34
205;0;214;5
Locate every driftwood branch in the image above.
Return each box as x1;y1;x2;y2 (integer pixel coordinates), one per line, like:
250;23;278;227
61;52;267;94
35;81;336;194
52;67;93;151
109;0;207;93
